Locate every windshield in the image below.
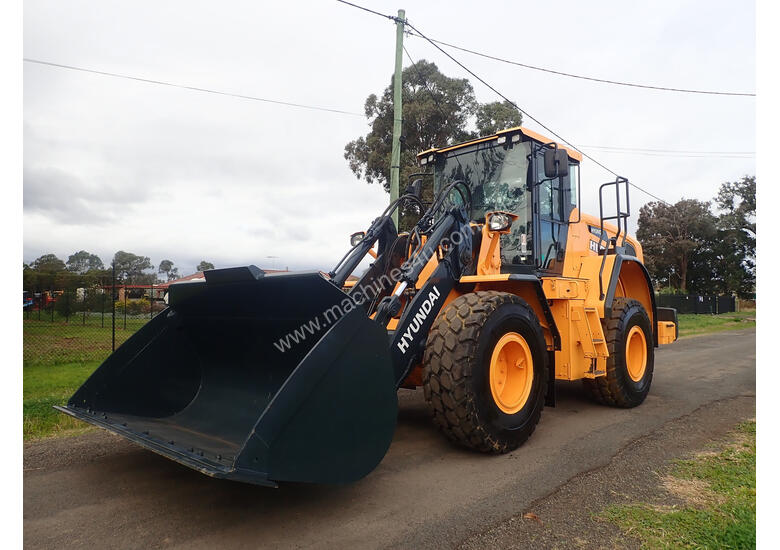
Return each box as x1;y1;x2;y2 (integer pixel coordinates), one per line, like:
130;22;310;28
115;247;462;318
434;140;533;266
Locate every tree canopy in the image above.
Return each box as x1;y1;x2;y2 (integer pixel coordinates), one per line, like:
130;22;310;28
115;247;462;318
113;251;153;284
31;254;66;273
716;175;755;236
637;199;716;293
711;175;756;297
23;250;224;290
475;100;524;136
66;250;105;274
344;60;522;193
637;176;756;298
26;253;112;291
158;259;180;282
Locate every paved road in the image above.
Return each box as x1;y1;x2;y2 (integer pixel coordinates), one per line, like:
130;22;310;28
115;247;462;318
24;329;755;549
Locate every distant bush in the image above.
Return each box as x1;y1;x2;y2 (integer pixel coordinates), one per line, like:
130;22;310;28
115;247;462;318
657;287;686;296
78;290;111;313
54;292;76;318
114;299;166;316
114;299;150;316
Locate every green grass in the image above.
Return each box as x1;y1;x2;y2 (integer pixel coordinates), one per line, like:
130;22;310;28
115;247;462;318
23;361;101;439
23;314;149;440
23;315;148;366
678;311;755;338
602;421;756;549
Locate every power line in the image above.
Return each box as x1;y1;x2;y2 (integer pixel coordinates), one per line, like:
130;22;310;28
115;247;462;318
24;58;365;117
336;0;672;204
404;22;672;205
337;1;754;97
334;0;398;21
25;52;749;163
593;151;753;159
406;32;755;97
580;146;754;159
580;144;755;155
587;151;753;159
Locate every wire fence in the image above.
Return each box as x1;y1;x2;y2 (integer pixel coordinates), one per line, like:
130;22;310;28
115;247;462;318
23;274;166;367
23;271;746;367
656;294;737;315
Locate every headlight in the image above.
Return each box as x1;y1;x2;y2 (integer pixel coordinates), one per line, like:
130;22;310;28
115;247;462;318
350;231;366;247
488;212;512;232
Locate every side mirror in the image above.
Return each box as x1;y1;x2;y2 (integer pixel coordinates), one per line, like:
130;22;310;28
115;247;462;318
405;179;423;198
544;148;569;178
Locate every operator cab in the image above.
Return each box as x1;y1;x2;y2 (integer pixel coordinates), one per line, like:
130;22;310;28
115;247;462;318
417;126;581;275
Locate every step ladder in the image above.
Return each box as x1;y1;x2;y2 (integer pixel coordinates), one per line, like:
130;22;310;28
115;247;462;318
571;305;609;377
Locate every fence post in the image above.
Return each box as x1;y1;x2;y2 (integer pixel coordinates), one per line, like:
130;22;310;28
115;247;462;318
50;291;54;322
112;262;116;352
83;291;87;325
101;291;105;328
124;287;128;330
150;282;154;320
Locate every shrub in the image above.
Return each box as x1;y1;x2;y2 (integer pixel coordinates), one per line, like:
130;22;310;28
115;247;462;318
114;298;151;316
54;292;76;318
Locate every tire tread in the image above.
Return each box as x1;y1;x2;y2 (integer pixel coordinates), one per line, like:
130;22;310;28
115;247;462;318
422;291;546;454
583;297;652;408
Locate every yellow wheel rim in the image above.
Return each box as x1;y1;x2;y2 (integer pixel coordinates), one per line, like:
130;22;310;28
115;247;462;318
489;332;534;414
625;326;647;382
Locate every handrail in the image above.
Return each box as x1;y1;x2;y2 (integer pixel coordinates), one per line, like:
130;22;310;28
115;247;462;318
597;177;631;299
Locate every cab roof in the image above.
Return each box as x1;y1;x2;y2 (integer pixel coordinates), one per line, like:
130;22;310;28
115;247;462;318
416;126;583;163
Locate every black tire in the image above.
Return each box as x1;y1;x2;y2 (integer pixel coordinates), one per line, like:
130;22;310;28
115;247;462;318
422;291;548;453
583;297;654;408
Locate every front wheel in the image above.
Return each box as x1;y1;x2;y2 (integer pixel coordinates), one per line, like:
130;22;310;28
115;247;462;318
583;297;654;407
422;291;548;454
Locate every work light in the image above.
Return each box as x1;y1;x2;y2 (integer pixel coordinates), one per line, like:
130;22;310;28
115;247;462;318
488;212;512;232
350;231;365;247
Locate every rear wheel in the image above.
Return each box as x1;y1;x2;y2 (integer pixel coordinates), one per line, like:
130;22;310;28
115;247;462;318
583;297;654;407
422;291;548;453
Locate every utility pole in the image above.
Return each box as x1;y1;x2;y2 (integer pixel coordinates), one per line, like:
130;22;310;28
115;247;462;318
390;8;405;228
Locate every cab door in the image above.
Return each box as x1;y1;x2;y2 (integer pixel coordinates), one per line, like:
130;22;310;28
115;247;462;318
533;150;570;274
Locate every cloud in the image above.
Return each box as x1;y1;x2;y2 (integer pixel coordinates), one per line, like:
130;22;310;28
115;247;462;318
23;164;149;225
22;0;755;275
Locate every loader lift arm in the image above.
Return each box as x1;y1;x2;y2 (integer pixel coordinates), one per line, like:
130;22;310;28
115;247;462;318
383;204;472;385
328;192;423;288
329;181;475;387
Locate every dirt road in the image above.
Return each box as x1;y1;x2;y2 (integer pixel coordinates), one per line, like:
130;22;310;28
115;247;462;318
24;329;755;549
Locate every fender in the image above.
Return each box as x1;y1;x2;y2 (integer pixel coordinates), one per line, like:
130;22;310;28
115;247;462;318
507;274;561;351
604;254;658;346
457;273;560;406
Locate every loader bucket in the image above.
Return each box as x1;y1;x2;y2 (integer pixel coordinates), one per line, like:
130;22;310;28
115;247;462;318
55;267;398;487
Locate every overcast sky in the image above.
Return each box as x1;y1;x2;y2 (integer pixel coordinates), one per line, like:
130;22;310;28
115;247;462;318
23;0;755;275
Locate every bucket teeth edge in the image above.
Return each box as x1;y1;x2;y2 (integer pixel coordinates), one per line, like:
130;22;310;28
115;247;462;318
53;405;278;487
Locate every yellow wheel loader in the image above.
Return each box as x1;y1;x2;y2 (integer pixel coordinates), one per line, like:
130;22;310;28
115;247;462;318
57;126;678;487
